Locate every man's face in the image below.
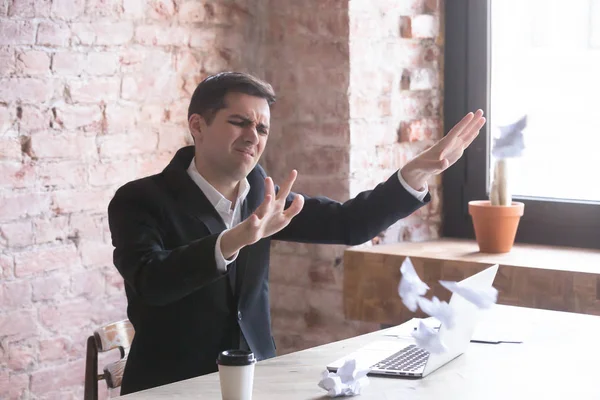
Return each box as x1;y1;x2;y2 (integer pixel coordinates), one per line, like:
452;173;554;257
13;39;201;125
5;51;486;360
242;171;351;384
191;92;270;182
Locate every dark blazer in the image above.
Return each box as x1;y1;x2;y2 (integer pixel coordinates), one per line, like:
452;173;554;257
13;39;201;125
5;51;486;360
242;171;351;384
107;146;429;394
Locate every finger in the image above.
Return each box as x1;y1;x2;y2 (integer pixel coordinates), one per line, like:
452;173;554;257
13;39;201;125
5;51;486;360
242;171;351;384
276;169;298;202
439;158;450;170
458;110;485;139
282;193;305;219
440;111;484;159
247;214;260;228
254;194;273;220
242;213;260;234
243;214;261;244
461;116;486;148
443;111;475;142
419;158;448;174
265;176;276;200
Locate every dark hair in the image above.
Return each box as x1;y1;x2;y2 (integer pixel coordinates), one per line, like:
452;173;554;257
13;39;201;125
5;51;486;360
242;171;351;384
187;72;276;123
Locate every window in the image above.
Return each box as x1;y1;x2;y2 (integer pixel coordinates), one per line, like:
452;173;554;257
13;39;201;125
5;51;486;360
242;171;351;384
443;0;600;249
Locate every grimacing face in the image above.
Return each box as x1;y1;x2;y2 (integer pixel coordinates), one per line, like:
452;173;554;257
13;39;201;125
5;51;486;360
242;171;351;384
190;92;270;182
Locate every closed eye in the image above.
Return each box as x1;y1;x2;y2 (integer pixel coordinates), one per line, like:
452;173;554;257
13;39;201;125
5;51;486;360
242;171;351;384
228;120;269;136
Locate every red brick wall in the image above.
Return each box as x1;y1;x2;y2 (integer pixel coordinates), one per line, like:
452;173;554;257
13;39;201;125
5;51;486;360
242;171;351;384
349;0;443;245
0;1;259;398
264;0;444;355
264;0;372;353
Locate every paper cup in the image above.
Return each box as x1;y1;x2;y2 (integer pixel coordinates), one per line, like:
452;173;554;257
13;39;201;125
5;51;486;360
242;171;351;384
217;350;256;400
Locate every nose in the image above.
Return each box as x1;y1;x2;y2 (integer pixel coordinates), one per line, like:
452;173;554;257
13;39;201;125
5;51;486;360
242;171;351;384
243;125;259;145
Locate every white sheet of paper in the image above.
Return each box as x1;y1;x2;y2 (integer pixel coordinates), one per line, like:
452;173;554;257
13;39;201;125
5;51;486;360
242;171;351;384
383;314;529;345
471;307;530;343
439;280;498;309
398;257;430;312
417;296;455;329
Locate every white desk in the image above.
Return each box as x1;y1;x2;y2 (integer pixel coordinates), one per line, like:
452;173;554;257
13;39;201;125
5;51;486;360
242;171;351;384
117;305;600;399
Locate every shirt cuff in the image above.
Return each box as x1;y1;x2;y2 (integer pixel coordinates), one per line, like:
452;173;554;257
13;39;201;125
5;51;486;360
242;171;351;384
215;229;239;273
397;170;428;202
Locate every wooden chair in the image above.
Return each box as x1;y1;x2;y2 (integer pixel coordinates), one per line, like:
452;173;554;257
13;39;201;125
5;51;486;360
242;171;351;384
84;319;135;400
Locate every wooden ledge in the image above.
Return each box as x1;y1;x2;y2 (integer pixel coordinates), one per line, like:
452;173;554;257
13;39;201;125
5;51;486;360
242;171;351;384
344;239;600;325
347;238;600;274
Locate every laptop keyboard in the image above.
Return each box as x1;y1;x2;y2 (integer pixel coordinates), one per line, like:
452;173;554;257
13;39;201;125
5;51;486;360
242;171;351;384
371;345;429;372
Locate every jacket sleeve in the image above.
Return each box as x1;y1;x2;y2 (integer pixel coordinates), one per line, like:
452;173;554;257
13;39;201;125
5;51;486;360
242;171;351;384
272;170;430;245
108;183;224;307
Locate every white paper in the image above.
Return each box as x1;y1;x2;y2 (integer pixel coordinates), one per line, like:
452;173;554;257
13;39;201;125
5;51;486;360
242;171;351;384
472;306;530;343
411;320;447;354
398;257;430;312
318;359;370;397
439;280;498;309
416;296;455;329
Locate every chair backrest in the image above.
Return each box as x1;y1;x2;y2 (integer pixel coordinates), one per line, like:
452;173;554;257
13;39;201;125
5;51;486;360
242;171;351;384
84;319;135;400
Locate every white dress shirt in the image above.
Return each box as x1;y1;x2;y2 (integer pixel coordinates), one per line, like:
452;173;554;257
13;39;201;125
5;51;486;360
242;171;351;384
396;170;428;202
187;158;427;272
187;158;250;272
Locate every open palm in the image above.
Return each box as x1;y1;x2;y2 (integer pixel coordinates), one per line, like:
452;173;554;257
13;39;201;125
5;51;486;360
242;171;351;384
242;170;305;245
401;110;486;190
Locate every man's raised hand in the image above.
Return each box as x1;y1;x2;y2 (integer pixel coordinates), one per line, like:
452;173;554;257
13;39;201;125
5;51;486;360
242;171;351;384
220;170;304;259
244;170;305;245
400;109;486;191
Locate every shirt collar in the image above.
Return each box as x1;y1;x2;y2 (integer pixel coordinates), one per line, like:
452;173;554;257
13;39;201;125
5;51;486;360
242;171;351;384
187;158;250;212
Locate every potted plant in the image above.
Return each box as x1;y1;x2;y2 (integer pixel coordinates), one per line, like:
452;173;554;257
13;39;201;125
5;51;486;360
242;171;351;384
468;116;526;253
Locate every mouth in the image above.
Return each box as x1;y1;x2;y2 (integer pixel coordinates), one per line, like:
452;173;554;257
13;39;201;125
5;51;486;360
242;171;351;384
235;148;255;158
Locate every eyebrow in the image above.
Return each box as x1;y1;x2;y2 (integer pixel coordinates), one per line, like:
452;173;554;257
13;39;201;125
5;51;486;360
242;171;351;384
228;114;269;130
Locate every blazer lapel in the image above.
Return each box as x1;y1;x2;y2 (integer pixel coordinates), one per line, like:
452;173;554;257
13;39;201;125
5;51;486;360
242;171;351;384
161;147;235;291
163;167;227;234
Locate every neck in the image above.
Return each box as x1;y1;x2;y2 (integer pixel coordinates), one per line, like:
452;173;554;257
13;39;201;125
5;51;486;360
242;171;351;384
194;156;239;203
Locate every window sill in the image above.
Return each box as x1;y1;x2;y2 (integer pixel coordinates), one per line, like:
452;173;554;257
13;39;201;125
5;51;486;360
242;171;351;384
343;238;600;325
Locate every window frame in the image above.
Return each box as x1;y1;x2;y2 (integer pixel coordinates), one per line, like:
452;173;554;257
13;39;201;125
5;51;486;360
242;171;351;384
442;0;600;250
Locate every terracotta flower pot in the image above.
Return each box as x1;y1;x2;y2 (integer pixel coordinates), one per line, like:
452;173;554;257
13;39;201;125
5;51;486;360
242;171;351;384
468;200;525;253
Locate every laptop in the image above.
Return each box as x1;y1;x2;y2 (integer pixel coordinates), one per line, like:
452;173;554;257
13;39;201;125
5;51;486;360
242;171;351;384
326;264;499;378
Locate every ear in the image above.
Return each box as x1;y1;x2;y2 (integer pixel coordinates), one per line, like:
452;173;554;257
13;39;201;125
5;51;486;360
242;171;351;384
188;114;206;144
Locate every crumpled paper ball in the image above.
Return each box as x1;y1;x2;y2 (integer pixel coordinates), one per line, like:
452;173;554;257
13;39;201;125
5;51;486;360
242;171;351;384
318;359;370;397
412;320;447;354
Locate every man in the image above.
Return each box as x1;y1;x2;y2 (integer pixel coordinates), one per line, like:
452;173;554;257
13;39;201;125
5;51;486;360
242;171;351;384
108;72;485;394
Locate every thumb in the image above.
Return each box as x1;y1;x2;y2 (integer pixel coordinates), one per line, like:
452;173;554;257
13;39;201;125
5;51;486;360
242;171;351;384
283;193;305;219
419;158;448;172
